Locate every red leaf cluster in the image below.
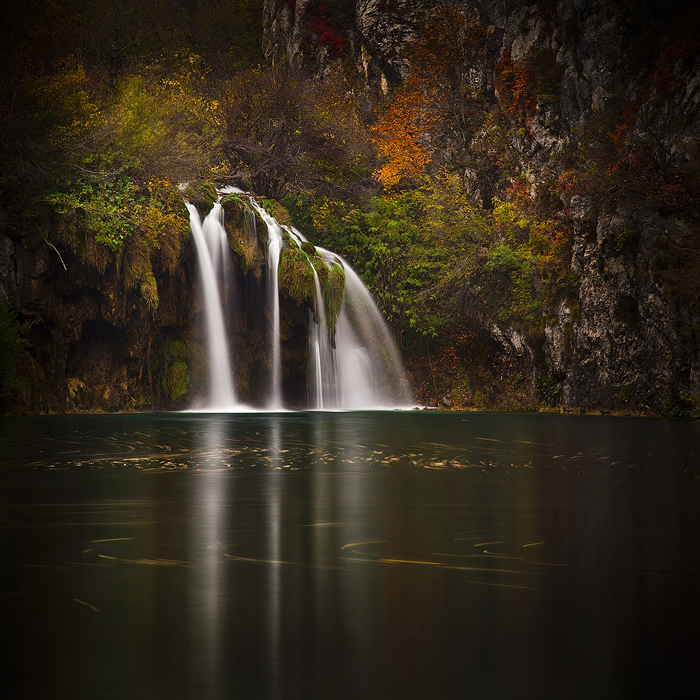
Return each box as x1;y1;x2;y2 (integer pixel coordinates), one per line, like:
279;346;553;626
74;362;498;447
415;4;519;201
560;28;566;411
308;6;347;57
494;47;535;120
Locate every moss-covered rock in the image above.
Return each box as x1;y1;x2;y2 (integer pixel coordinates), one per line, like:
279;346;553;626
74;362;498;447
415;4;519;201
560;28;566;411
324;262;345;341
163;361;189;402
278;246;316;305
259;199;292;226
277;236;346;344
152;338;206;409
222;196;266;276
301;241;317;257
180;181;218;214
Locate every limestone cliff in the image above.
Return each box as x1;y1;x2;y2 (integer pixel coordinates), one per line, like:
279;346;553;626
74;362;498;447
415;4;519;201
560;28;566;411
263;0;700;414
0;195;311;414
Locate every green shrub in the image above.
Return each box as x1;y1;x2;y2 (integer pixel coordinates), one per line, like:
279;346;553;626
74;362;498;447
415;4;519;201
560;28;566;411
536;375;561;405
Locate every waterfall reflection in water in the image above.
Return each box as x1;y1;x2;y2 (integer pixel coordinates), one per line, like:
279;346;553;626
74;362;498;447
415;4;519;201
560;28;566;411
1;411;699;699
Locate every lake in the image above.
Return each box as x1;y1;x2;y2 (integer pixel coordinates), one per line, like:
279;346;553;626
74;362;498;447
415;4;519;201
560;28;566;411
1;411;699;699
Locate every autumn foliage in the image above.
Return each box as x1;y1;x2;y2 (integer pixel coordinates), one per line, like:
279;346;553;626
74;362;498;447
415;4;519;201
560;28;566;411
370;5;490;190
494;47;535;120
370;88;433;189
308;6;347;57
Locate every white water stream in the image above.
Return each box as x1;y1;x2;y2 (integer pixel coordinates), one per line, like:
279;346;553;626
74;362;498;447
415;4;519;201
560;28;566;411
187;203;237;410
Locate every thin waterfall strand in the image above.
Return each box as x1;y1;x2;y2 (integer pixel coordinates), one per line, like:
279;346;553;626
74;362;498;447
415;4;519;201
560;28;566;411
187;203;237;409
248;202;284;410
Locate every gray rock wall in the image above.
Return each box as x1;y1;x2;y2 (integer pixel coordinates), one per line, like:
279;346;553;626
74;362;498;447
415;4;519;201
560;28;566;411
263;0;700;412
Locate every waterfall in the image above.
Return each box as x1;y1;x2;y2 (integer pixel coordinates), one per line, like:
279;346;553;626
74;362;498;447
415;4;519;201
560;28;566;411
308;271;326;409
248;203;284;410
188;191;413;411
334;263;413;408
283;227;412;410
187;202;237;410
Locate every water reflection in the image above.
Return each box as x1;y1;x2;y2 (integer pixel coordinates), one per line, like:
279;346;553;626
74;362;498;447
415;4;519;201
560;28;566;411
266;415;282;700
190;416;229;699
1;412;699;699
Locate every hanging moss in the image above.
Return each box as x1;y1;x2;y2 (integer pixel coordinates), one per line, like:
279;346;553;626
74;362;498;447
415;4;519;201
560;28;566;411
278;246;316;305
312;255;329;289
121;236;159;312
222;198;266;276
140;271;159;314
324;262;346;339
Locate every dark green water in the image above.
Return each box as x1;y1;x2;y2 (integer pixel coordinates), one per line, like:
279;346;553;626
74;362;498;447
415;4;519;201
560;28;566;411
1;411;699;699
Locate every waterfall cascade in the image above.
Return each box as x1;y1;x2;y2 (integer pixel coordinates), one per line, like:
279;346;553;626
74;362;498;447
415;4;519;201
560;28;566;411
188;190;413;411
187;202;237;410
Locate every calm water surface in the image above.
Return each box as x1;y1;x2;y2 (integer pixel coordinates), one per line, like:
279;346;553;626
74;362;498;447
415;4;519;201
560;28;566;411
1;411;699;699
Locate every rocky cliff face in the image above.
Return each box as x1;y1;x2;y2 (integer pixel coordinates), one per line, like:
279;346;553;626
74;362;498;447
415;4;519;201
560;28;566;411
0;196;312;414
263;0;700;413
0;206;198;413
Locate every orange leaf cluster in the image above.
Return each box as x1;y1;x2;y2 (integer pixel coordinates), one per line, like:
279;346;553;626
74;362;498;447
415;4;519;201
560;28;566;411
606;104;639;147
369;5;489;190
370;88;432;189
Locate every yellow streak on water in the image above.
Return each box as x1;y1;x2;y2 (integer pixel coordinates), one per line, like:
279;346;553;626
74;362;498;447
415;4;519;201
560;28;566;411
340;539;385;551
474;541;505;547
222;553;341;570
97;554;188;567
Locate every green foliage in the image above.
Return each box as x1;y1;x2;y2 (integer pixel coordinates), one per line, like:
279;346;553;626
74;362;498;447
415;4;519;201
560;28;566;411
0;304;30;400
475;193;578;336
662;402;687;420
485;244;523;273
300;191;437;333
290;174;492;337
536;375;561;405
85;70;222;182
47;176;143;249
152;339;206;408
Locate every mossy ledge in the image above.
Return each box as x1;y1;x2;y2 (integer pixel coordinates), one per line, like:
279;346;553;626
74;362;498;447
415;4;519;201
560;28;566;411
221;195;266;276
278;235;346;339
